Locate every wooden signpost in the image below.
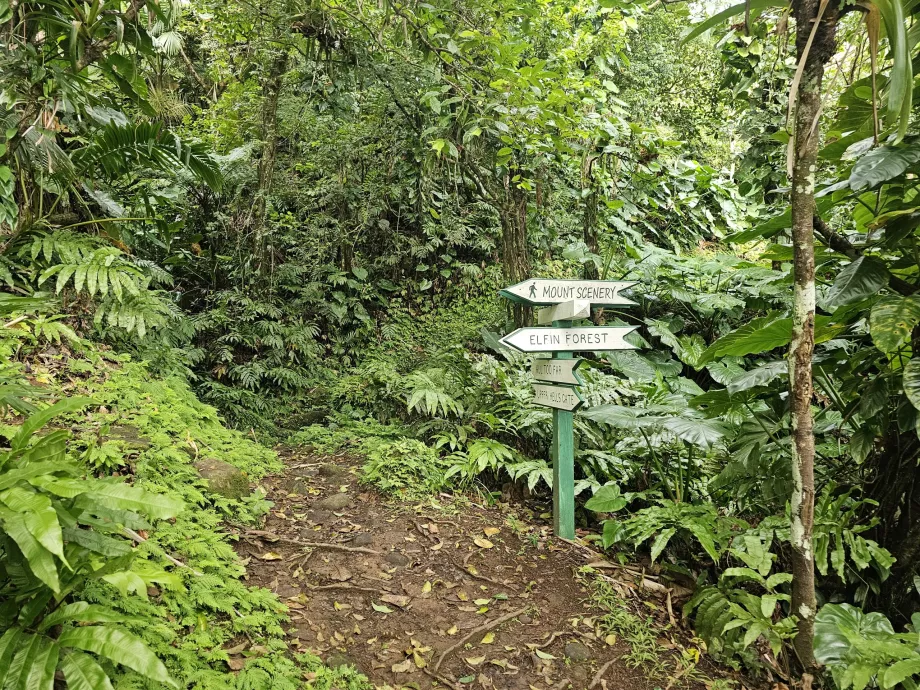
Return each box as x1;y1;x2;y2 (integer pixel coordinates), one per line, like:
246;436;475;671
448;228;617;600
498;280;638;539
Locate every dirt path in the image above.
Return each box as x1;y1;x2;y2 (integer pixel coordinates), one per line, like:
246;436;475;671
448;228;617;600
231;448;714;690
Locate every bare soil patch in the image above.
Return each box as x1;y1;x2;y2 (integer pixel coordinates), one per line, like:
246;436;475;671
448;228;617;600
231;448;728;690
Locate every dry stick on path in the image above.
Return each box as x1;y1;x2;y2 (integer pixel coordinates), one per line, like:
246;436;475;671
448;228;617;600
245;530;380;555
433;606;530;672
589;657;623;689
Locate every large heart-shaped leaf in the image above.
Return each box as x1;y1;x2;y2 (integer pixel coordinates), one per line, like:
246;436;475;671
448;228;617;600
824;256;889;308
585;485;627;513
849;139;920;191
870;295;920;353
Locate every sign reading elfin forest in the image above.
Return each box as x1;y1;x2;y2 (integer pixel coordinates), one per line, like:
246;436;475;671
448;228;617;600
498;278;638;539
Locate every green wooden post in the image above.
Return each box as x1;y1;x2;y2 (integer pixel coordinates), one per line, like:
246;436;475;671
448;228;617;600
551;320;575;539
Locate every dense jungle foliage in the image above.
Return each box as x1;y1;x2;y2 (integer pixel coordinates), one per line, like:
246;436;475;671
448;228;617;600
3;0;920;687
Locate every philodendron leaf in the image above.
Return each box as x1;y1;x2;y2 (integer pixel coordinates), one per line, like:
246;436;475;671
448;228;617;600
57;626;177;687
585;485;627;513
824;256;889;308
849;140;920;191
904;358;920;412
870;295;920;353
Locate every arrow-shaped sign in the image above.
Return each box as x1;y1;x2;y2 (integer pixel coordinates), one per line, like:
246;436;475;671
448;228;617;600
537;299;591;325
499;279;636;307
531;358;583;386
500;326;637;353
532;383;584;411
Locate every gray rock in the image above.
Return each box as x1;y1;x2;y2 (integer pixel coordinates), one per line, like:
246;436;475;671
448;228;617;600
352;533;374;546
319;463;350;479
518;614;532;624
316;493;352;510
326;652;361;672
385;551;410;567
194;458;249;500
564;641;591;662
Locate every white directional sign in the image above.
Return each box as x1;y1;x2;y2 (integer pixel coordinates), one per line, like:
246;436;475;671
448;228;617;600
537;299;591;325
531;358;583;386
532;383;583;411
499;279;636;307
500;326;637;353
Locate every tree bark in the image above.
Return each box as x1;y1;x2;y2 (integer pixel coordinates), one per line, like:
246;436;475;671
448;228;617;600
788;0;837;673
252;50;289;259
501;183;531;327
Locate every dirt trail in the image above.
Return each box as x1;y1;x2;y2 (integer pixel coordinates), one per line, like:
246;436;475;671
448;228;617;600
231;448;712;690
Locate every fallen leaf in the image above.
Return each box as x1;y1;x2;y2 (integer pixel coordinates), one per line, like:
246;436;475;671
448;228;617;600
465;656;486;666
457;591;469;601
227;657;246;671
372;602;394;614
535;649;556;660
605;633;617;646
459;675;475;683
447;625;459;636
258;552;282;561
380;594;410;608
474;598;490;606
421;581;432;594
413;651;426;668
484;527;500;537
473;537;494;549
391;659;413;673
481;632;495;644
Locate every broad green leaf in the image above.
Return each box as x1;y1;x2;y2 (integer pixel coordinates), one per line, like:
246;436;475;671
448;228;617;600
870;295;920;353
0;627;22;676
38;603;131;632
24;638;59;690
661;417;725;448
882;659;920;688
4;632;41;690
601;519;626;549
849;140;920;191
102;570;147;598
0;487;66;561
903;358;920;412
61;651;115;690
700;315;791;363
11;398;93;451
57;626;177;687
824;256;889;308
585;485;627;513
726;360;787;395
84;481;183;520
649;527;676;562
0;508;60;591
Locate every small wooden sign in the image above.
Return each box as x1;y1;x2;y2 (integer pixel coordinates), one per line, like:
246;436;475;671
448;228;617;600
500;326;637;353
531;358;583;386
537;299;591;325
499;279;636;307
533;383;584;411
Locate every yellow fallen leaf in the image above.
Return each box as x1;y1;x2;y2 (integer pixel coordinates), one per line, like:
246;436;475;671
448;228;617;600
457;591;469;601
473;537;494;549
413;651;426;668
465;656;486;666
258;552;282;561
474;598;490;605
483;527;500;537
422;581;432;594
447;625;459;636
481;632;495;644
605;633;617;646
535;649;556;660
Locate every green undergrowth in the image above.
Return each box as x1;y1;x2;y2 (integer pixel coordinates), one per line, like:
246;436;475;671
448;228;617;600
290;418;450;499
24;344;374;690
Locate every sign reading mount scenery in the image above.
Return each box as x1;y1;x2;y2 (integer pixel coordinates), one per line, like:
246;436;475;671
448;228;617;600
499;279;636;306
500;326;637;353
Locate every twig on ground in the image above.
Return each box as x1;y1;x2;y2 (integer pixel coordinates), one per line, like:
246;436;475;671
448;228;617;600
307;583;384;594
589;657;622;689
434;606;529;672
245;530;381;555
422;667;463;689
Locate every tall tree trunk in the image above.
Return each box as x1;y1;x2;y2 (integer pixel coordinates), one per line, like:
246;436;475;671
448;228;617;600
501;183;531;327
252;50;289;262
788;0;837;674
